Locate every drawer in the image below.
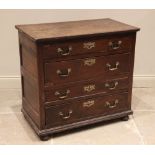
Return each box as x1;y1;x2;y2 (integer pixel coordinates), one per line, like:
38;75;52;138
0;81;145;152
42;34;134;59
45;92;129;128
44;53;130;85
44;77;129;102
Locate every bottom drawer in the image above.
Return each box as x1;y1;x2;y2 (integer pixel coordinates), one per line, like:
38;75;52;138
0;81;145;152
45;92;129;128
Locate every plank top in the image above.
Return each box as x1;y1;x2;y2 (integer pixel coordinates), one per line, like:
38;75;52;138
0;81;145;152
15;18;139;42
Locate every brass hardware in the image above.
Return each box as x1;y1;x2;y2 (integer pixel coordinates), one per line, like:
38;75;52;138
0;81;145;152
57;46;72;56
83;100;95;107
56;68;71;77
109;40;122;50
83;42;95;49
105;81;118;90
55;89;70;99
59;110;72;119
84;84;95;92
106;99;119;108
106;61;119;71
84;58;96;66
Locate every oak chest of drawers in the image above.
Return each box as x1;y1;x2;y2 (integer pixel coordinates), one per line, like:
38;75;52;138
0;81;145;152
15;18;140;140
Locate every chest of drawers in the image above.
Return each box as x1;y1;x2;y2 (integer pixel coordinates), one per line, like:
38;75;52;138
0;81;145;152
15;18;140;140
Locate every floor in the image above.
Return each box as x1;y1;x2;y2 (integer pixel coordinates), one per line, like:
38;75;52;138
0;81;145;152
0;88;155;144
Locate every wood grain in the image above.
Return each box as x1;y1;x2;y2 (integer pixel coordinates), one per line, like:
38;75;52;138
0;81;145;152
42;33;134;59
15;18;139;42
44;77;129;102
44;53;130;85
45;92;129;128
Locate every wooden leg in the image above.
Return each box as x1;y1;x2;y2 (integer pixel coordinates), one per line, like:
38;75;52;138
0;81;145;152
39;135;51;141
121;115;129;121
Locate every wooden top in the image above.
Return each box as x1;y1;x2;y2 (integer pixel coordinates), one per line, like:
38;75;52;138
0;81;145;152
15;18;140;42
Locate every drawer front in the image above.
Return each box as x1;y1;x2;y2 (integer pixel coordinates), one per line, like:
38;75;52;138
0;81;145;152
42;35;134;59
45;92;129;128
44;53;130;85
44;77;129;102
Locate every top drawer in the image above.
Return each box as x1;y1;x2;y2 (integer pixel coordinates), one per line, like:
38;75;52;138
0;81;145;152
41;34;134;59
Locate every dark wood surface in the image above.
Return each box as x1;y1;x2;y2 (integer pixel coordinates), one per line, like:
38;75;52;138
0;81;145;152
42;33;134;59
45;92;129;128
18;32;41;128
22;106;133;138
16;18;140;140
44;76;129;102
44;53;130;85
15;18;139;42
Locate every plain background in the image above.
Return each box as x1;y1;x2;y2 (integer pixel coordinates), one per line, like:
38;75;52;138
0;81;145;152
0;9;155;87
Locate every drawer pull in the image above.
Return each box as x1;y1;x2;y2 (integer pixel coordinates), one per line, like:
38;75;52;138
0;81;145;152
84;58;96;66
84;84;95;92
83;100;95;107
106;61;119;71
105;81;118;90
59;110;72;119
55;89;70;99
109;40;122;50
57;68;71;77
57;46;72;56
106;99;119;108
83;42;95;49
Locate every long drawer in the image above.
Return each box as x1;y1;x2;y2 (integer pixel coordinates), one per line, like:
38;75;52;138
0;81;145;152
44;76;129;102
44;53;130;85
45;92;129;128
42;34;134;59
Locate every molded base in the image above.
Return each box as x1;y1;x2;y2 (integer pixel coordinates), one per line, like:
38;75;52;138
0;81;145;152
22;108;133;141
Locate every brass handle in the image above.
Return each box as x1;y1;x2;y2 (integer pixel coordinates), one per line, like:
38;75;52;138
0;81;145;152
55;89;70;99
109;40;122;50
83;84;95;92
106;99;119;108
83;42;95;49
83;100;95;107
84;58;96;66
56;68;71;77
57;46;72;56
59;110;72;119
105;81;118;90
106;61;119;71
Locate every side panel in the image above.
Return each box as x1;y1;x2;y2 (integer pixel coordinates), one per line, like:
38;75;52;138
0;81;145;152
19;32;41;128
